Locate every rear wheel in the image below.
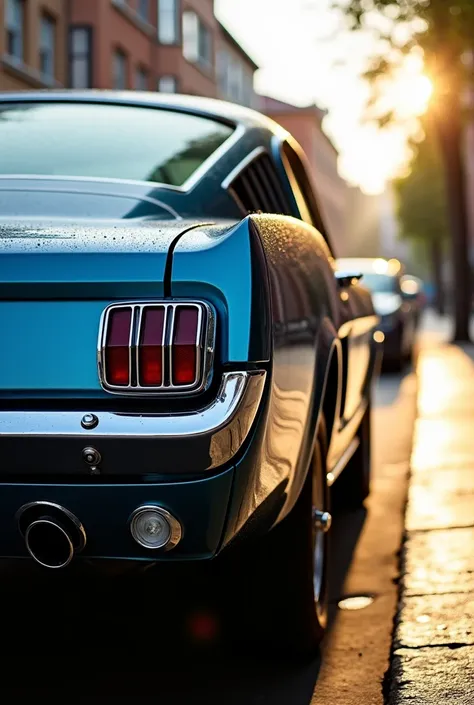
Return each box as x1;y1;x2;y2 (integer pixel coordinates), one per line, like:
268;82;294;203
333;401;372;509
228;417;330;658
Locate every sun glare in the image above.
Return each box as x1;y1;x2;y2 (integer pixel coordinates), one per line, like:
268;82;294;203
338;63;433;193
217;0;435;195
392;73;433;118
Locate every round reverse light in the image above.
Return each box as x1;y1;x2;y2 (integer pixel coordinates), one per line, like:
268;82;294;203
129;506;182;550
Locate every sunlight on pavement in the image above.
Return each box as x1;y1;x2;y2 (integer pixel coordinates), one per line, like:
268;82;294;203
338;595;374;611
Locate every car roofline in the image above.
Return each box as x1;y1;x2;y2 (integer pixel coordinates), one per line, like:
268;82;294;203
0;90;288;136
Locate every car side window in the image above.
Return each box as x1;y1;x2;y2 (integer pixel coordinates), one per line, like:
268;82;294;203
281;140;327;239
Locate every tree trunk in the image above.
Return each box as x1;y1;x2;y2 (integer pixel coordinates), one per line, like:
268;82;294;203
430;239;445;315
435;96;472;341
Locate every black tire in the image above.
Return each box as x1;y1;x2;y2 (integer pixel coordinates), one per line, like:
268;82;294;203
225;418;330;659
333;401;371;509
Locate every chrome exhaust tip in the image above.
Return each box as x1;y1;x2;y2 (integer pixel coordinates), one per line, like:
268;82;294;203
25;518;74;569
17;502;86;570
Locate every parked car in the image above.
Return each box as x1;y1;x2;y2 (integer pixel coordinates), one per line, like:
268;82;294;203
401;274;426;328
0;92;382;655
336;257;417;370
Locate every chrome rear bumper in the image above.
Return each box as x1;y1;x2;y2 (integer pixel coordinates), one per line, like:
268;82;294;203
0;371;266;477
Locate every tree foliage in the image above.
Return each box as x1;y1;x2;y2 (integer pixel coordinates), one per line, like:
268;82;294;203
334;0;474;338
334;0;474;125
334;0;474;55
395;118;448;246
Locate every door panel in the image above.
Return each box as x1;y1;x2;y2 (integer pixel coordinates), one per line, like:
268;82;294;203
342;304;378;422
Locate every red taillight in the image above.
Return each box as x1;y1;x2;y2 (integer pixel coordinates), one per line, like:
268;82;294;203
100;301;210;393
139;307;165;386
172;307;199;386
105;308;132;386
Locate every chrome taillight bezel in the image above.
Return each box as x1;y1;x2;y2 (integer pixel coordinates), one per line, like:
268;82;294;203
97;300;215;396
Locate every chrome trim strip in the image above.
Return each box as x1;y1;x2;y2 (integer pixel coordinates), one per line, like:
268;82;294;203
98;300;215;396
129;306;135;386
221;146;267;190
0;173;184;192
0;371;266;472
183;123;245;191
327;437;360;486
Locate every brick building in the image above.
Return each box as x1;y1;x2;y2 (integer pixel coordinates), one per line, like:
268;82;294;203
0;0;257;106
216;20;257;108
0;0;68;89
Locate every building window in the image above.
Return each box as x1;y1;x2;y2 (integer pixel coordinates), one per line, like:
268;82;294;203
218;50;252;105
217;50;254;107
199;22;212;67
40;14;56;79
135;66;148;90
113;49;128;89
158;0;179;44
158;75;177;93
217;48;229;95
5;0;24;61
182;12;212;69
138;0;149;22
69;26;92;88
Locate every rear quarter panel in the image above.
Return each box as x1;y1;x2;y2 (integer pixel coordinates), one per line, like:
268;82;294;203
0;219;189;397
171;215;342;547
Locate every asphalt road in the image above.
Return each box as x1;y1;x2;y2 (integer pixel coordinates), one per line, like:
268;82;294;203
0;369;417;704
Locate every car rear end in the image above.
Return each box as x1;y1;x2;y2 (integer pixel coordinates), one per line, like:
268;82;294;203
0;213;271;569
0;95;273;569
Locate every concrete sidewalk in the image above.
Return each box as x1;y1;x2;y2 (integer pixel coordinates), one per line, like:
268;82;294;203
387;343;474;704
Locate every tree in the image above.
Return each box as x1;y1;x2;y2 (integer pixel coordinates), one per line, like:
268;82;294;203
394;116;449;314
333;0;474;341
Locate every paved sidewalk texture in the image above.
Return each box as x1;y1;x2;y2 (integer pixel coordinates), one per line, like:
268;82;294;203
387;343;474;704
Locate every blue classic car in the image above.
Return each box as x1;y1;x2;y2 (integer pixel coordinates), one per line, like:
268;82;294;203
0;91;380;654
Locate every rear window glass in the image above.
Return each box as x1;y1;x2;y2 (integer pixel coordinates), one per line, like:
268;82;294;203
0;102;234;186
